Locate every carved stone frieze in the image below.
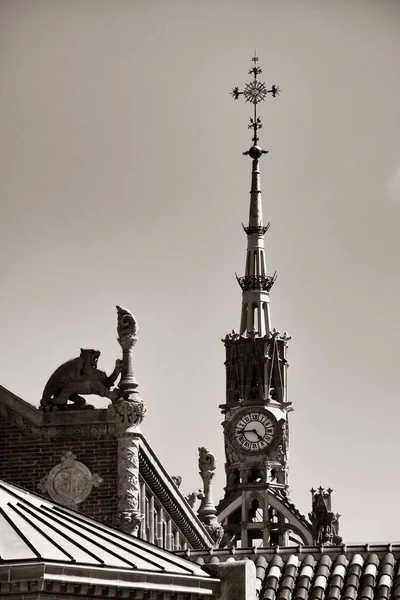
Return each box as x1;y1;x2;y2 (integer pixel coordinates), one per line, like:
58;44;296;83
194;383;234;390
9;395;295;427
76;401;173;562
38;451;102;508
0;383;124;438
107;399;146;434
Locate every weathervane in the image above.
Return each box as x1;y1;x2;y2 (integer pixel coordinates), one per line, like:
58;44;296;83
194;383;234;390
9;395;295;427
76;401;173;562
231;56;280;149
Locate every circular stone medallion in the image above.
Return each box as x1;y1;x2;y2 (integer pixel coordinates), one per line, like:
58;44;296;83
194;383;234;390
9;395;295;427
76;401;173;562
40;452;102;507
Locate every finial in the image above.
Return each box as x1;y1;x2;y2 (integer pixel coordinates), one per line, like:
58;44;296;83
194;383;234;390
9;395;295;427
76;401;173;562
231;56;280;154
115;306;140;398
108;306;146;427
197;448;224;547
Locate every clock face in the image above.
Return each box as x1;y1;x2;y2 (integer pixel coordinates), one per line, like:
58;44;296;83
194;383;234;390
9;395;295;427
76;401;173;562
233;410;276;452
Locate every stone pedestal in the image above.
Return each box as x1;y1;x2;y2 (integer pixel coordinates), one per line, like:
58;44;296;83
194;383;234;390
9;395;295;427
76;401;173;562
217;559;256;600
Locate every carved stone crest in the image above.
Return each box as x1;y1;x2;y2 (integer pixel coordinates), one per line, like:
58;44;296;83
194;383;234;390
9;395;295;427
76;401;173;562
38;451;102;508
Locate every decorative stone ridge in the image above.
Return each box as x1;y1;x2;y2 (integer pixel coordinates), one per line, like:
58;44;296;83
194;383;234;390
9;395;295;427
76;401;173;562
139;436;214;550
0;384;139;438
38;451;102;508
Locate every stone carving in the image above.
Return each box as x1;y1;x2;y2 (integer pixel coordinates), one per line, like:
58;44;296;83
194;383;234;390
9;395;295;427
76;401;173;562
279;419;289;452
197;447;224;547
40;349;122;411
107;399;146;434
185;489;203;508
279;331;292;342
115;436;142;534
199;447;217;474
38;451;102;507
309;487;342;546
172;476;182;488
225;443;241;466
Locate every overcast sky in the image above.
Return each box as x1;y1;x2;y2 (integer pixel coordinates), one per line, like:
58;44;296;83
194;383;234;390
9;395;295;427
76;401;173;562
1;0;400;543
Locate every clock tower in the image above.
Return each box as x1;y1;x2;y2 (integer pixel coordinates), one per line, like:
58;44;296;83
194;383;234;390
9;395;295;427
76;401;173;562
216;58;312;548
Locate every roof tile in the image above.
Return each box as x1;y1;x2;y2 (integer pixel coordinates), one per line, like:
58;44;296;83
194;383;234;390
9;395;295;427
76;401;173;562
185;546;400;600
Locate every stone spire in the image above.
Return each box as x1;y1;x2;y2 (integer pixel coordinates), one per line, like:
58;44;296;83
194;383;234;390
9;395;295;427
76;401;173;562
215;60;314;549
232;57;280;337
237;149;276;337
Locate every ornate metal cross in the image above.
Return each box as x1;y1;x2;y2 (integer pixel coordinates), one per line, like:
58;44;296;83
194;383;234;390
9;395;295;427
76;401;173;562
231;56;280;145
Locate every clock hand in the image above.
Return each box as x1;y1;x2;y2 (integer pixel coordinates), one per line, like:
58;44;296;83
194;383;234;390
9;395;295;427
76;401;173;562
250;429;263;441
241;427;263;441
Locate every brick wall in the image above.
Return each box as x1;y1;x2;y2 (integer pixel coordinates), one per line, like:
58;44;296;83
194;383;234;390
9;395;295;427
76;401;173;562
0;414;118;524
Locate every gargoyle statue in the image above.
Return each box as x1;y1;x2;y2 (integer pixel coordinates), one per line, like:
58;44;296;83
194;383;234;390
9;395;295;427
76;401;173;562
40;349;122;411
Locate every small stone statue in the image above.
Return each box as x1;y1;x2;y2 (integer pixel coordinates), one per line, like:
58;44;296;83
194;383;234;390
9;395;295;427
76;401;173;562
185;489;203;508
40;349;121;411
171;476;182;488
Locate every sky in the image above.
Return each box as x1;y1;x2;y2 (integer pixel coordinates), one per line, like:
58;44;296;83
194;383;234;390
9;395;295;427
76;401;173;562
1;0;400;543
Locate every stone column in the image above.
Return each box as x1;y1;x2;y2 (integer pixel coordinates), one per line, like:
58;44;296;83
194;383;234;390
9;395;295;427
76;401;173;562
108;306;146;535
149;495;155;544
167;518;173;551
140;482;146;539
174;530;180;551
157;506;164;546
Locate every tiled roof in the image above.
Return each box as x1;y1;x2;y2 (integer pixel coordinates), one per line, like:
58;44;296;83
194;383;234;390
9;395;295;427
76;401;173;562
0;480;207;577
183;545;400;599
